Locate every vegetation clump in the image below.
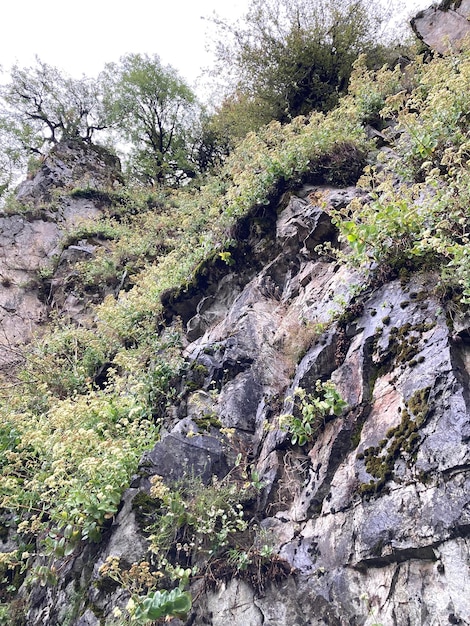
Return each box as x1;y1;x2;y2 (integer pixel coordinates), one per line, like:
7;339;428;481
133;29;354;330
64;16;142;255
99;471;285;622
1;6;470;620
279;381;347;446
208;0;406;140
358;387;431;497
328;51;470;306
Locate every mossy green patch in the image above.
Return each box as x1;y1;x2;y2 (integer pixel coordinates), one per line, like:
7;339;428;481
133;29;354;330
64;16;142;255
132;491;159;528
407;387;431;427
374;321;436;375
193;413;222;431
358;387;431;498
184;363;209;393
409;291;428;302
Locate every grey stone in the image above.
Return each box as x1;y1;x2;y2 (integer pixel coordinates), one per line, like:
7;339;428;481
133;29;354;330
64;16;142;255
75;610;100;626
203;580;263;626
0;140;122;368
218;370;264;432
140;431;231;485
16;139;122;204
411;0;470;54
101;488;148;563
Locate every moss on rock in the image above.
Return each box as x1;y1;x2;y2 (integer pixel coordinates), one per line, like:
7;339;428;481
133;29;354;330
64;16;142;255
358;386;431;497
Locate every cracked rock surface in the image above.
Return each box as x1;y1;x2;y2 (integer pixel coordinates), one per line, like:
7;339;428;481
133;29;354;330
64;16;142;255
0;140;122;367
8;145;470;625
25;186;470;626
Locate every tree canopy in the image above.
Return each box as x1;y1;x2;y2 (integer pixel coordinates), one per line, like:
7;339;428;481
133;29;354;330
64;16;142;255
208;0;401;141
0;58;108;195
101;53;201;186
0;58;107;151
0;3;412;195
0;54;207;194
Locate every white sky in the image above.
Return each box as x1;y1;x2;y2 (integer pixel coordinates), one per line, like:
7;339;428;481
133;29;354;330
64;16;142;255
1;1;250;83
0;0;433;89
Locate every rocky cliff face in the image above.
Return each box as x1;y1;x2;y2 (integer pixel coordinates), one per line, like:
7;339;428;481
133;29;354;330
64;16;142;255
4;15;470;625
15;176;470;625
0;140;122;368
144;192;470;626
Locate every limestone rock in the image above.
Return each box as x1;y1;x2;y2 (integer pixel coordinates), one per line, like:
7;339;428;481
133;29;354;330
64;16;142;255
16;139;122;205
411;0;470;54
173;191;470;624
139;430;231;486
201;580;264;626
10;166;470;624
0;140;122;368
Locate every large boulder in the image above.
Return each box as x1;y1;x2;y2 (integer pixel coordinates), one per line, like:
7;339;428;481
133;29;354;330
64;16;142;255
16;139;122;205
411;0;470;54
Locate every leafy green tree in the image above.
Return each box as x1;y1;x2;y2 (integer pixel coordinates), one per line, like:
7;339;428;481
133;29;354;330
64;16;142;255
0;57;107;152
199;90;268;156
102;53;201;186
0;58;108;197
209;0;400;136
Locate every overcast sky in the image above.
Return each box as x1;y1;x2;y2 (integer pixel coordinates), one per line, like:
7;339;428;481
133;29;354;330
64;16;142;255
1;0;433;88
1;0;250;82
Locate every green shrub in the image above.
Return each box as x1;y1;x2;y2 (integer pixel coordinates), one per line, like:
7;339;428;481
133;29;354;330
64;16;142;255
20;324;113;398
145;475;250;566
133;587;192;623
280;381;347;446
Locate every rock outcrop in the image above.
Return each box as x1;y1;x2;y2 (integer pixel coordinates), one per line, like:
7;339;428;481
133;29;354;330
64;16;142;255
4;13;470;625
0;140;122;367
169;193;470;626
412;0;470;53
20;181;470;625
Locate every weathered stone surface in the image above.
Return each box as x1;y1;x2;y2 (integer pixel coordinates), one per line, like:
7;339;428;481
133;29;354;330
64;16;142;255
276;194;335;256
75;610;100;626
200;579;264;626
411;0;470;54
16;139;122;204
10;146;470;625
100;488;148;564
139;431;231;486
0;140;122;367
177;193;470;624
